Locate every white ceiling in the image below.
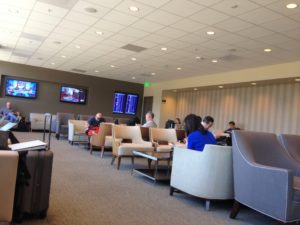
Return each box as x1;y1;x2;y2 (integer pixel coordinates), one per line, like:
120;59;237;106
0;0;299;83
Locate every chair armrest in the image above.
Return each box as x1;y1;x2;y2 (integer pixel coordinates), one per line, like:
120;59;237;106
68;123;75;140
112;138;122;155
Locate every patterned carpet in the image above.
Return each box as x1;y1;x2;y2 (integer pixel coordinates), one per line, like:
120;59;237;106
1;132;289;225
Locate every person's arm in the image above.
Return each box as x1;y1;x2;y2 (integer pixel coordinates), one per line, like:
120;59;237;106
86;118;92;128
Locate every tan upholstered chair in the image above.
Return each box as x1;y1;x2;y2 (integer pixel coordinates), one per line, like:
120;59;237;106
68;120;89;145
140;127;150;141
29;113;56;131
170;145;234;210
0;151;19;223
150;128;178;152
90;123;113;157
112;125;154;169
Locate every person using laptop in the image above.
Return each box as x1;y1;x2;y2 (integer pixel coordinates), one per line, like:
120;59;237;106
0;101;21;123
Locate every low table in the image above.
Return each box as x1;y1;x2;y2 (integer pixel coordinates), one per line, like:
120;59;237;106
132;150;173;182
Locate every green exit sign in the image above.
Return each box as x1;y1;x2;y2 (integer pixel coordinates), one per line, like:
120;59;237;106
144;81;151;87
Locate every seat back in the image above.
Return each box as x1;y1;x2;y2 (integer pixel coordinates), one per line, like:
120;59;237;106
113;125;143;143
69;120;86;133
0;151;19;222
57;113;75;125
103;116;114;123
278;134;300;163
150;128;177;144
171;145;233;200
77;114;92;121
140;127;150;141
99;123;113;146
176;129;186;142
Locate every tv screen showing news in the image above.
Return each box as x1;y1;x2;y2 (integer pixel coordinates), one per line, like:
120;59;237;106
5;79;38;99
125;93;139;115
113;92;126;114
60;86;87;104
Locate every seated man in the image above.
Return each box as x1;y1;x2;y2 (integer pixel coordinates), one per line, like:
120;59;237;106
0;101;20;123
85;113;106;135
142;111;157;128
224;121;240;135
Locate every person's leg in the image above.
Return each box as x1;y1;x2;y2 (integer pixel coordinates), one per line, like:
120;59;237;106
7;113;17;122
8;131;19;144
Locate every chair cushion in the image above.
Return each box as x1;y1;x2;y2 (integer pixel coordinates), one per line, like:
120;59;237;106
104;136;112;147
156;145;173;152
294;176;300;202
118;143;154;155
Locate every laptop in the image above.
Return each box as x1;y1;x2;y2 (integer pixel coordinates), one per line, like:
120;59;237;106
0;122;17;131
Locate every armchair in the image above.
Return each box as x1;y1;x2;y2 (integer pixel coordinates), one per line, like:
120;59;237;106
230;131;300;223
54;113;75;140
0;151;19;222
170;145;233;210
278;134;300;163
29;113;56;131
77;114;93;121
112;125;154;170
150;128;177;152
90;123;113;157
68;120;89;145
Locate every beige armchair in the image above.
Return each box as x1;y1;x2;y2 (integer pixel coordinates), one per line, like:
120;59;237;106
90;123;113;158
170;145;234;210
112;125;154;170
150;128;179;152
29;113;56;131
68;120;89;145
0;151;19;222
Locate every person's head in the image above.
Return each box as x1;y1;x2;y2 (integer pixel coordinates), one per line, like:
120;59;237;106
175;118;181;124
6;101;12;109
228;121;236;129
202;116;214;130
145;111;154;122
184;114;206;135
95;113;103;121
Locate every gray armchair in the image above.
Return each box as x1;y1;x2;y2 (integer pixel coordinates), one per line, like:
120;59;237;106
54;113;75;140
230;131;300;224
77;114;93;121
278;134;300;164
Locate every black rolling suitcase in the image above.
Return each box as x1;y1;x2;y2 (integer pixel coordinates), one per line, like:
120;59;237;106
13;113;54;223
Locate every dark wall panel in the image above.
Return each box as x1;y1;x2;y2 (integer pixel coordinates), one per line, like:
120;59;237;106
0;61;144;119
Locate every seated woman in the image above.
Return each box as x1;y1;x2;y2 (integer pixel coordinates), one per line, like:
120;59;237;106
184;114;216;151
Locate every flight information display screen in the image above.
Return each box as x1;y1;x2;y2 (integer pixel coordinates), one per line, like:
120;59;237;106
113;92;126;114
125;93;138;115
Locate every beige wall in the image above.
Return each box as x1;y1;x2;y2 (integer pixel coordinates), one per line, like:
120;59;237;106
144;60;300;126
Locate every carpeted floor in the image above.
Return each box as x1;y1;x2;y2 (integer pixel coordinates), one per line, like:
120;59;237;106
2;132;292;225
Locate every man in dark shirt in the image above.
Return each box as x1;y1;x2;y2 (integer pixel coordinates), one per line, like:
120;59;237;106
86;113;105;128
224;121;240;135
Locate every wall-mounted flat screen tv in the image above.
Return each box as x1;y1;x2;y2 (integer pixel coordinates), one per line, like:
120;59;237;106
113;92;126;114
60;86;87;104
125;93;139;115
5;79;38;99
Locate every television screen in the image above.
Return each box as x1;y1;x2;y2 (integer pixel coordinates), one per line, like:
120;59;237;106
60;86;87;104
113;92;126;114
125;93;139;115
5;79;38;99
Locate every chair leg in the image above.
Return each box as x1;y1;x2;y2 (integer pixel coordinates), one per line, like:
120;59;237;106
148;159;152;169
111;156;116;165
100;146;104;158
205;200;210;211
230;200;241;219
90;145;93;154
117;157;122;170
170;186;175;196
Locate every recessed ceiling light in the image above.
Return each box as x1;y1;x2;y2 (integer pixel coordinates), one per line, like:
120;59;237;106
212;59;218;63
95;70;99;73
61;55;66;58
132;76;136;79
251;82;257;85
51;62;55;65
85;7;98;13
129;6;139;12
110;65;115;68
218;85;224;88
206;31;215;35
193;88;198;91
177;67;182;70
161;47;167;51
264;48;272;52
95;31;103;35
131;57;137;61
75;45;81;49
151;72;156;76
286;3;298;9
195;56;201;59
8;9;19;14
295;78;300;81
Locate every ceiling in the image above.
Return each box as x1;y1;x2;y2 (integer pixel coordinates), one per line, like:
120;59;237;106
0;0;299;84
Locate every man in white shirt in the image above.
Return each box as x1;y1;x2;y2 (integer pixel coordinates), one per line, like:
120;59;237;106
142;111;157;128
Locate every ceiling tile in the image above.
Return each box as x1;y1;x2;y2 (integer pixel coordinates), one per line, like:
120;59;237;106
72;0;111;18
189;0;223;6
93;19;125;32
132;39;157;48
119;27;149;38
164;40;191;49
214;18;253;32
109;34;138;43
266;0;300;16
171;19;206;32
238;7;283;24
84;0;122;8
189;8;229;25
131;19;164;32
161;0;204;17
134;0;171;8
59;20;89;32
155;27;187;39
114;0;155;18
103;10;139;26
178;33;208;44
248;0;278;6
217;34;248;44
64;11;99;25
260;17;300;32
238;26;274;39
284;27;300;40
145;10;181;26
257;33;294;45
33;2;68;18
29;11;62;25
211;0;260;16
144;34;171;44
0;0;36;10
